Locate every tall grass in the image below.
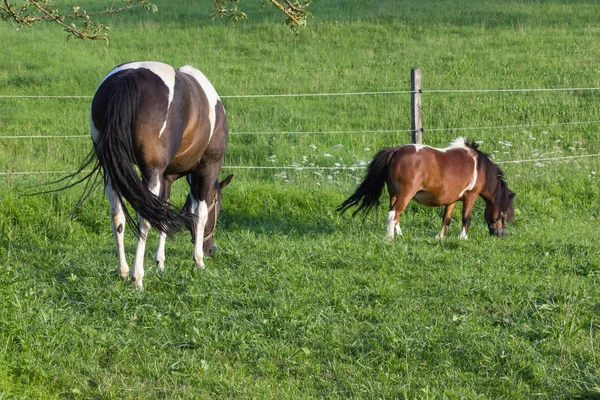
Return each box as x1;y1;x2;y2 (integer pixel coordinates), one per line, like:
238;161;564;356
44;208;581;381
1;0;599;398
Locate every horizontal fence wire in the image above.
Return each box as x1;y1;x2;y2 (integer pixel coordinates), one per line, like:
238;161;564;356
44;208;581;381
1;120;600;140
1;153;598;177
1;86;600;100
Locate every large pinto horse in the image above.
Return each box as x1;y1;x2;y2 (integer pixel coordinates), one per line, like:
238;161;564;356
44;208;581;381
338;138;515;239
90;61;232;289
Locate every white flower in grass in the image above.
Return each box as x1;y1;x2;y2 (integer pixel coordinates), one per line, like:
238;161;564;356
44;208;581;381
323;153;333;158
543;131;549;135
529;135;536;141
555;139;561;143
334;163;341;167
309;144;317;150
358;160;367;166
534;162;544;167
327;175;333;180
363;147;371;152
476;140;484;145
290;162;299;167
269;155;276;159
592;171;596;175
333;144;343;148
313;171;322;177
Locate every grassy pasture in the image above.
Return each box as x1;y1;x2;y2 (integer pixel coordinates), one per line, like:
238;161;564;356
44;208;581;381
1;0;600;398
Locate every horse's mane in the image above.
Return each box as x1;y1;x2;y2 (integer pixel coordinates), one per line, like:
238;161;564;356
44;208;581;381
463;139;513;213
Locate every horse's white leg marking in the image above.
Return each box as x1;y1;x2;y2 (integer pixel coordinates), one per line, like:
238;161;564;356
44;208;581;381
132;213;151;289
386;210;396;239
131;179;161;289
179;66;222;140
192;199;208;269
106;182;129;279
155;232;167;272
96;61;176;137
459;226;468;240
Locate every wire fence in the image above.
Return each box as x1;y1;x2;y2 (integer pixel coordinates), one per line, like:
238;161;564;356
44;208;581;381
1;85;599;176
1;85;600;99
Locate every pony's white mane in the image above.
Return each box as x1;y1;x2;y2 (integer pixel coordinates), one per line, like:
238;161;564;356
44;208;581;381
448;137;469;149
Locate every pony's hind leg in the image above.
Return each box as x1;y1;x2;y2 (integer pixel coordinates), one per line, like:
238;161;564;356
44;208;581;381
106;182;129;279
436;203;457;240
386;194;411;239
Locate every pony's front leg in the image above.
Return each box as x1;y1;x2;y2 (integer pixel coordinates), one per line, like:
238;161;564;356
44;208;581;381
459;196;477;240
106;183;129;279
132;213;151;289
437;203;457;240
191;199;209;269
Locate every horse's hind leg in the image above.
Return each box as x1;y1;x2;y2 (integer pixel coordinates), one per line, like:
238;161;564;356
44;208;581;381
131;173;162;289
386;193;412;239
436;203;457;240
106;181;129;279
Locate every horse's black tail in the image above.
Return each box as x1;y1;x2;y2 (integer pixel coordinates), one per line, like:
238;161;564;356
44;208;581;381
337;147;396;217
94;75;189;236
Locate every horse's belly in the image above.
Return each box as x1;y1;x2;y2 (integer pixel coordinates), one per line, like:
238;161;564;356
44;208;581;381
413;190;457;207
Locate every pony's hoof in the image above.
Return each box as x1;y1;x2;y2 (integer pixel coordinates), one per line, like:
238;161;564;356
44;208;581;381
194;261;206;270
133;280;144;290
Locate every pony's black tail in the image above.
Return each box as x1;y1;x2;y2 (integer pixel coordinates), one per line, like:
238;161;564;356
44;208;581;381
94;75;189;236
337;147;396;217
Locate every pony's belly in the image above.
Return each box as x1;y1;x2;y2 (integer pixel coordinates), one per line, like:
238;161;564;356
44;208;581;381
413;190;456;207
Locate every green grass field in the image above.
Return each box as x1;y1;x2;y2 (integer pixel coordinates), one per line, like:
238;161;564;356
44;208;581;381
1;0;600;398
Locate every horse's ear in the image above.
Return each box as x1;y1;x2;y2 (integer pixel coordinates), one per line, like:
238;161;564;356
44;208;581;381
509;192;516;199
220;174;233;189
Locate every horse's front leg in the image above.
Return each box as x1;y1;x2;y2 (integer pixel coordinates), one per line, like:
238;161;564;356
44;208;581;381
106;182;129;279
437;203;457;240
460;196;477;240
154;179;174;273
191;199;209;269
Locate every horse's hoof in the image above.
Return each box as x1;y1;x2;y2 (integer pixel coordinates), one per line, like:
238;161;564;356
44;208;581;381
133;280;144;290
117;267;129;280
156;260;165;273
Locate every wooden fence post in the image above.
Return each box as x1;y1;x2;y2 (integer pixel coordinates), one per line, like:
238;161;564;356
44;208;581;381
411;68;423;144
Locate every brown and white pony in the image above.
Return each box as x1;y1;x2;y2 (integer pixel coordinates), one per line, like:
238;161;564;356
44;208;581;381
338;138;515;239
90;61;232;289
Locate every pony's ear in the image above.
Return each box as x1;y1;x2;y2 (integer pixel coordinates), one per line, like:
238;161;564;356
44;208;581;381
509;192;516;199
220;174;233;189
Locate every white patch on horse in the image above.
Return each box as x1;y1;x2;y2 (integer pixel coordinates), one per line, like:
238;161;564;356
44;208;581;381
459;226;468;240
96;61;176;137
457;154;478;198
413;144;426;152
179;65;221;141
